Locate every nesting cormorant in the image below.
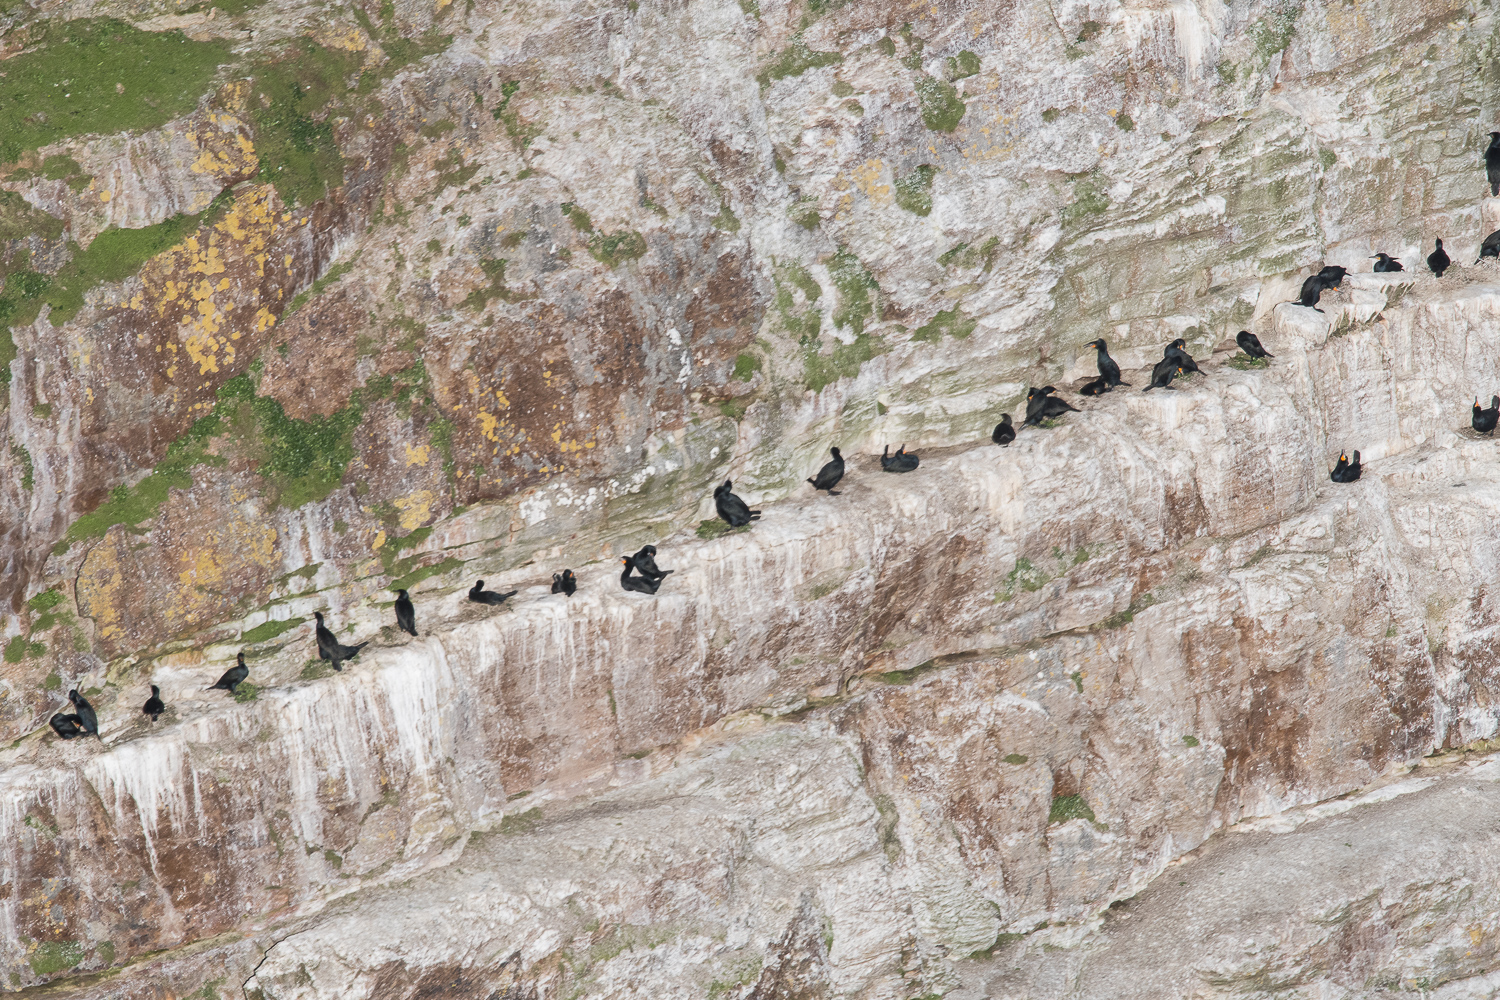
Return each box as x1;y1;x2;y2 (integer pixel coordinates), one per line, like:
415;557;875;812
1236;330;1273;359
1478;230;1500;263
1428;239;1450;277
1371;253;1404;272
1079;377;1111;395
1486;132;1500;196
394;589;418;637
1330;451;1362;483
68;689;98;738
314;612;369;670
880;444;921;472
1143;358;1184;391
1164;338;1201;374
629;545;672;582
50;713;85;740
1023;387;1050;425
991;413;1015;446
210;653;250;693
467;581;518;607
714;479;761;527
1474;396;1500;434
142;685;165;722
619;557;663;594
1084;338;1128;387
807;447;845;495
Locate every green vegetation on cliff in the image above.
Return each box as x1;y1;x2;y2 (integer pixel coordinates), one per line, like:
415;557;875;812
0;19;232;163
58;372;366;551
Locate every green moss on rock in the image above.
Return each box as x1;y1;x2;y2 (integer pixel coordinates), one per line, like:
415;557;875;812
914;75;965;132
1048;794;1095;825
756;40;843;88
911;307;975;343
892;164;937;216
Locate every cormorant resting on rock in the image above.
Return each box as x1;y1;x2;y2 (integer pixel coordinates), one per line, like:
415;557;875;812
50;713;85;740
1330;451;1362;483
314;612;370;670
714;479;761;527
629;545;672;582
1023;386;1052;425
1296;274;1328;311
1474;396;1500;434
1236;330;1273;359
1085;338;1129;387
807;447;844;495
142;685;165;722
394;589;418;637
619;557;663;594
1478;230;1500;263
992;413;1015;446
467;581;518;608
1428;239;1450;277
1025;387;1080;425
1318;265;1349;288
1079;377;1111;395
1143;358;1184;391
1372;253;1404;272
1164;339;1201;374
1486;132;1500;196
881;445;920;473
552;570;577;596
210;653;249;694
69;689;98;738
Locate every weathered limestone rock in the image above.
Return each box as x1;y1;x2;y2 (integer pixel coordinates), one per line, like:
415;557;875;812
6;0;1500;995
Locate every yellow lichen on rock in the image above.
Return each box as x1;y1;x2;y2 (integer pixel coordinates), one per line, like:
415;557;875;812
393;490;437;530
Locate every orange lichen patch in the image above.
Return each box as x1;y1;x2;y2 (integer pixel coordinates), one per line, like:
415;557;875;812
136;185;285;376
393;490;436;530
308;20;371;53
404;443;431;466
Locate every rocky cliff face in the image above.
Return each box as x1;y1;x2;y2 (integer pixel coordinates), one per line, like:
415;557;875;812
4;0;1500;996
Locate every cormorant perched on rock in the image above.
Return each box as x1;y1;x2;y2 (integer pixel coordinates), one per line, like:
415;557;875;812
210;653;249;693
1478;230;1500;263
551;570;577;596
314;612;369;670
881;444;920;472
629;545;672;582
1330;451;1362;483
619;557;663;594
69;689;98;738
1318;265;1348;288
1486;132;1500;196
1296;274;1328;311
50;713;85;740
1143;358;1184;391
1025;388;1080;425
1079;377;1111;395
394;589;418;637
1372;253;1404;272
807;447;844;495
142;685;165;722
992;413;1015;446
1164;339;1201;374
1085;338;1129;387
1236;330;1273;359
1023;386;1053;425
1474;396;1500;434
714;479;761;527
1428;239;1450;277
467;581;518;608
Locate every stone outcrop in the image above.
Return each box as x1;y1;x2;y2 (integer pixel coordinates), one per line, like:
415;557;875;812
5;0;1500;996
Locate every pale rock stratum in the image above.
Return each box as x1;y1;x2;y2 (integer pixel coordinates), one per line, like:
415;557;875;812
3;0;1500;996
